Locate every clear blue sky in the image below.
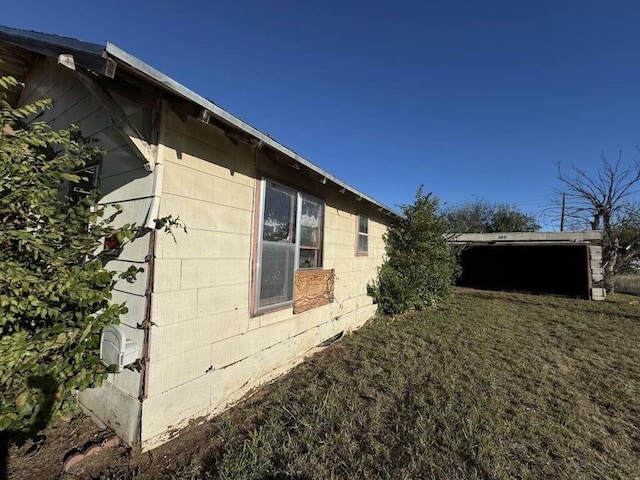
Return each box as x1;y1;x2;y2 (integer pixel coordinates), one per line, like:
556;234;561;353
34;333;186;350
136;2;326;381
5;1;640;226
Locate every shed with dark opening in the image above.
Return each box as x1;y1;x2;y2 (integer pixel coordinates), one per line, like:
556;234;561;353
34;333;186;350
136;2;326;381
454;232;605;300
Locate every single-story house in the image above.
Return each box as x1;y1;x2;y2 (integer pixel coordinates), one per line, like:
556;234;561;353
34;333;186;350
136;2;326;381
0;26;400;450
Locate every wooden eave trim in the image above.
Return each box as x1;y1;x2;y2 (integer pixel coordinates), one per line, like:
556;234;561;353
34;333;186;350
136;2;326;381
73;67;154;171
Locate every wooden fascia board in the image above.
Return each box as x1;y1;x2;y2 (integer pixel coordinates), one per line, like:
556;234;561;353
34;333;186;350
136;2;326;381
75;69;154;171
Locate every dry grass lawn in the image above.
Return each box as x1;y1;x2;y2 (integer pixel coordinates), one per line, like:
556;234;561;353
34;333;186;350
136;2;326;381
13;288;640;479
147;288;640;480
615;274;640;296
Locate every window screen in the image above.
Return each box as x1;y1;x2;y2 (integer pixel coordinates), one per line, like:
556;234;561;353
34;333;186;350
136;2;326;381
256;180;325;312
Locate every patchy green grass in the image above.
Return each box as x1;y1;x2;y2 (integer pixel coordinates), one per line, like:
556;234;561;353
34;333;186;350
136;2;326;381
615;274;640;296
110;289;640;479
175;289;640;479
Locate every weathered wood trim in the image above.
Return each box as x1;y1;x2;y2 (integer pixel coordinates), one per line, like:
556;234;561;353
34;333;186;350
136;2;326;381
293;269;334;314
75;69;154;171
249;177;263;316
585;242;593;299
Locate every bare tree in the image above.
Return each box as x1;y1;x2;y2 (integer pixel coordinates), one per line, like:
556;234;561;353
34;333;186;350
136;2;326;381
555;151;640;293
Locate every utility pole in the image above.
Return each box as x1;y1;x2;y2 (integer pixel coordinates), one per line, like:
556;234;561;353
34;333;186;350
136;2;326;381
560;192;566;232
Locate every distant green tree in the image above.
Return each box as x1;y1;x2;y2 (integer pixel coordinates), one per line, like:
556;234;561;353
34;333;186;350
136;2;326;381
444;200;539;233
368;188;458;315
443;199;493;233
489;204;540;233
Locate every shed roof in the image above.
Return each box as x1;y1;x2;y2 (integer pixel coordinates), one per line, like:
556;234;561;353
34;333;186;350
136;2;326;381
0;25;401;219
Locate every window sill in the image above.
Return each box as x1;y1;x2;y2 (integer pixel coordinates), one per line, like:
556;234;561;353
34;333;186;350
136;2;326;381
251;302;293;318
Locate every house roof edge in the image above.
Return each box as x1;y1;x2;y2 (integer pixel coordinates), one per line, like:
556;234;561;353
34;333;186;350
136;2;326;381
104;42;401;219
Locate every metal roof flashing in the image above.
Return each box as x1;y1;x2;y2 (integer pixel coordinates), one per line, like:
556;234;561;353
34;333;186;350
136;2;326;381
102;42;401;219
0;25;104;56
0;26;110;75
0;26;401;219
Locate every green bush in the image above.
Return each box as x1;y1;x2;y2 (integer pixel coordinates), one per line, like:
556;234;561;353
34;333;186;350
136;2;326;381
0;75;143;433
368;188;458;315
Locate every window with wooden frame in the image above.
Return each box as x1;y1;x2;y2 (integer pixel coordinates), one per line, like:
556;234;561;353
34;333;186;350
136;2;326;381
356;214;368;255
255;179;324;313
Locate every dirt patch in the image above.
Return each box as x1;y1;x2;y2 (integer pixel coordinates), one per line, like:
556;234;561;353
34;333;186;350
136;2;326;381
3;415;122;480
3;343;351;479
3;412;209;479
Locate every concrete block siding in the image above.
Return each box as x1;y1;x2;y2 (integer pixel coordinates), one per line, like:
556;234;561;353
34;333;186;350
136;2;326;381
2;28;396;452
17;57;156;446
141;108;387;449
13;51;389;450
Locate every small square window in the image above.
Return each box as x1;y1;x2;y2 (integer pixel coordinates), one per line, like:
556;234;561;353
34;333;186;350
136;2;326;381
357;215;368;255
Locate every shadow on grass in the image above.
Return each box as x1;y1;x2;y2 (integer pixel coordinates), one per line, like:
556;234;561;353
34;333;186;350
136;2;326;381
0;375;57;480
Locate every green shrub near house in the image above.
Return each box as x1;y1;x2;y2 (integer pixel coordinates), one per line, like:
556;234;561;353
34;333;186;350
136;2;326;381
0;76;140;434
369;187;458;314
